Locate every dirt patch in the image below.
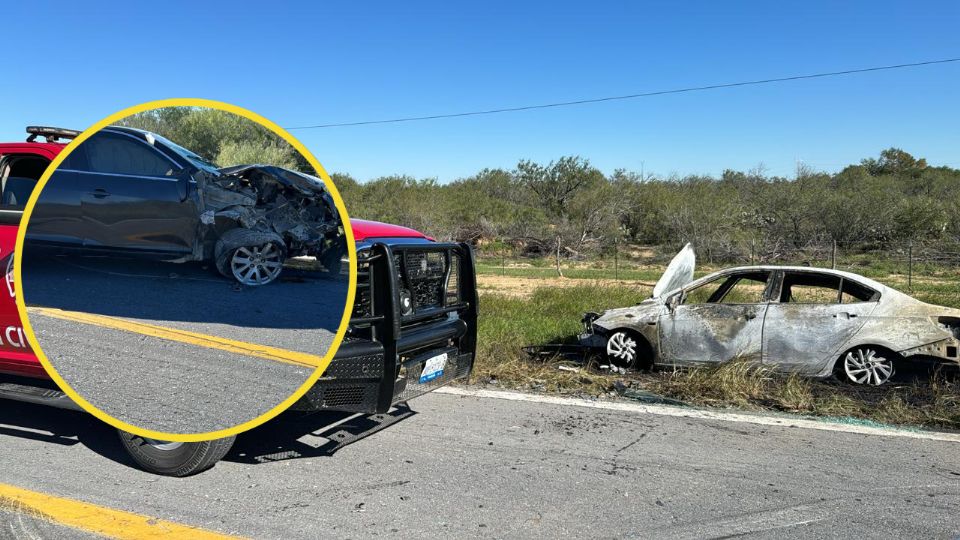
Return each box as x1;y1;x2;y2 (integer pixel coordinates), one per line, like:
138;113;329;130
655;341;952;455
477;274;653;299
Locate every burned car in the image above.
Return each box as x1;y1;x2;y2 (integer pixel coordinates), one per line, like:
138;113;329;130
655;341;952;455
581;245;960;386
25;127;345;286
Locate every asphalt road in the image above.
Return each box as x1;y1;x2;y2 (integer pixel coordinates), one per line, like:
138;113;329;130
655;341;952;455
20;253;349;434
1;389;958;539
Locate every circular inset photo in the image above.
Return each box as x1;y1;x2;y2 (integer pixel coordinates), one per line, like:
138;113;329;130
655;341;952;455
13;99;355;441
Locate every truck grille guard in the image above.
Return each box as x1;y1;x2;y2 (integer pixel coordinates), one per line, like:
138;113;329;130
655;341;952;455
303;241;478;413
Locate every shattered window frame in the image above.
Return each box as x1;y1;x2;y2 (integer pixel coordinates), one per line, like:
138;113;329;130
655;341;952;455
681;270;773;306
775;271;880;305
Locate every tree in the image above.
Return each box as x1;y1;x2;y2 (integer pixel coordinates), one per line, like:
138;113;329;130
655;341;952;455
115;107;311;173
861;148;927;178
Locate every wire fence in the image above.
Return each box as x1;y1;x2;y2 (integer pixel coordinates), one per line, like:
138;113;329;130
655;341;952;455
474;239;960;291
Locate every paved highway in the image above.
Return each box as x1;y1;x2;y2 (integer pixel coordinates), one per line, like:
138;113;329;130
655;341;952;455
19;254;348;434
1;388;957;539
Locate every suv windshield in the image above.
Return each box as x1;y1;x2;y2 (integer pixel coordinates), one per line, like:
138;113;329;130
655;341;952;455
149;133;221;175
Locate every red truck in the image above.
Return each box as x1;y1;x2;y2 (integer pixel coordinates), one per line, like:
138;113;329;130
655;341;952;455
0;127;478;475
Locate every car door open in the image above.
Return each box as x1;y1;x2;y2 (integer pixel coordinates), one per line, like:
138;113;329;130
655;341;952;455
658;270;772;366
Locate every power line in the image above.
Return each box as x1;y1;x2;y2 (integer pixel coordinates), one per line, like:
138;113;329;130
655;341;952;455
286;58;960;130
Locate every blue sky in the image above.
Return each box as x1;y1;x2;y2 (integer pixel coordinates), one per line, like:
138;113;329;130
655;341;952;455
4;1;958;181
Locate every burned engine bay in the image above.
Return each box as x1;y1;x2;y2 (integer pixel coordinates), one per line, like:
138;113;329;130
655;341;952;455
196;164;342;258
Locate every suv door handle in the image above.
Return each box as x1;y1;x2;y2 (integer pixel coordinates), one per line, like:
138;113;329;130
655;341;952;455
91;188;110;199
833;312;857;319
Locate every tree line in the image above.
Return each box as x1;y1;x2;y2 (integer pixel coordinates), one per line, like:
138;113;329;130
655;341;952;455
335;149;960;262
115;107;960;263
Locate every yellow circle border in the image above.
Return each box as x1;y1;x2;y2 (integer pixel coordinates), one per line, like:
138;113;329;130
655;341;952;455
13;98;357;443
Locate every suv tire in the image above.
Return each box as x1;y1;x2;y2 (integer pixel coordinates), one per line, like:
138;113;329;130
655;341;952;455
214;228;287;286
117;431;236;477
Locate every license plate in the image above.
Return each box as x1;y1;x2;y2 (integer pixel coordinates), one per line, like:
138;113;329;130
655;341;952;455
419;352;448;383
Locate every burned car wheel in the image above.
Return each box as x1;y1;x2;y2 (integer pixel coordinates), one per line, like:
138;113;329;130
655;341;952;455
214;229;286;286
839;346;895;386
605;330;650;369
117;431;236;477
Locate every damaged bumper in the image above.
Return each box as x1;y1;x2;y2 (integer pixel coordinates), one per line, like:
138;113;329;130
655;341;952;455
198;164;342;260
578;312;606;349
899;337;960;364
293;242;478;413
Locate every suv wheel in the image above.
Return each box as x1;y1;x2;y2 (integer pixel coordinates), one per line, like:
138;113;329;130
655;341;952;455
214;229;286;286
117;431;235;477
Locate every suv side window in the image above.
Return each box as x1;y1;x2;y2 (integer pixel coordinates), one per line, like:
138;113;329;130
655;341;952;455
60;146;86;170
85;134;175;177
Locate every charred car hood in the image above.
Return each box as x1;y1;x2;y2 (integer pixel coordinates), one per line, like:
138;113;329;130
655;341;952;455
593;298;665;329
652;243;695;298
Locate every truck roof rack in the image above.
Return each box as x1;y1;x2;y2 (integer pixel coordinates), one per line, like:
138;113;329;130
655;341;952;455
26;126;80;143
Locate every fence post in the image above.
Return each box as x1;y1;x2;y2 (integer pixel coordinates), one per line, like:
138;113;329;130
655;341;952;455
614;240;619;281
908;241;913;291
831;240;837;270
555;236;563;278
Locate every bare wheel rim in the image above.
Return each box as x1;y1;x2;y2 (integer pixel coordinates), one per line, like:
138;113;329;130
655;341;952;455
606;331;638;366
230;243;283;286
142;439;183;451
843;348;893;386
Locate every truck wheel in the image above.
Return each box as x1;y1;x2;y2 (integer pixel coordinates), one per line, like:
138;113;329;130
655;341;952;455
214;228;286;286
117;431;236;477
319;236;346;278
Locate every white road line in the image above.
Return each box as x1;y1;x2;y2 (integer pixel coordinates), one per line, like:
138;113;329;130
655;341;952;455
436;386;960;443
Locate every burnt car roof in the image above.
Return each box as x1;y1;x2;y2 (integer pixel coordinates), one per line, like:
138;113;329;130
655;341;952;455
676;265;892;299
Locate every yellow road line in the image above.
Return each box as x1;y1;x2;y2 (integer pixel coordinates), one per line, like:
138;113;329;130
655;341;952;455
29;307;323;369
0;482;245;540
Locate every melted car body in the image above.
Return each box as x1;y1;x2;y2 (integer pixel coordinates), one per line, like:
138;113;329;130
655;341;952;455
582;246;960;385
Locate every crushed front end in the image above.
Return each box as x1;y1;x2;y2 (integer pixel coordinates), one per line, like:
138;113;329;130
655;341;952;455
195;164;344;261
293;241;478;413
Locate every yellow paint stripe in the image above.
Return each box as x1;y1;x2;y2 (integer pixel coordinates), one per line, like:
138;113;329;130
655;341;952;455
0;482;245;540
29;307;322;369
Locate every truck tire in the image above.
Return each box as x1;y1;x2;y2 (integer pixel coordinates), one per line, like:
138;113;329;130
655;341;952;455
214;228;287;286
117;431;236;477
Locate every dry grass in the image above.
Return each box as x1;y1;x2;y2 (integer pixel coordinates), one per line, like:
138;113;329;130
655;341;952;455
472;281;960;431
642;361;960;429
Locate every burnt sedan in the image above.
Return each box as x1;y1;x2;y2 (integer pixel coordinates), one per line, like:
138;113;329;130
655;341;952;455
581;245;960;385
